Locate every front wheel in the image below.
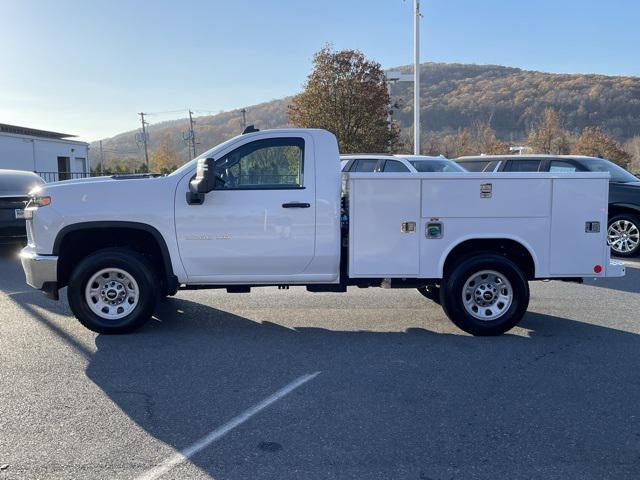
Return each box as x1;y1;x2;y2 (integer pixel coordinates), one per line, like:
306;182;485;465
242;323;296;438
68;249;160;334
608;214;640;258
440;254;529;336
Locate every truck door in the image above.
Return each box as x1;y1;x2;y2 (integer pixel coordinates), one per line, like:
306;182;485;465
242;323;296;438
174;134;316;279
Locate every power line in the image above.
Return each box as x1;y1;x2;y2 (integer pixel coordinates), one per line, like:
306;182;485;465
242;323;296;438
192;109;223;115
144;109;190;116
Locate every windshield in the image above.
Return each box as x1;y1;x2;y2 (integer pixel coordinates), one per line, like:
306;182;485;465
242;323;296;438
168;134;244;177
581;158;638;183
409;160;465;173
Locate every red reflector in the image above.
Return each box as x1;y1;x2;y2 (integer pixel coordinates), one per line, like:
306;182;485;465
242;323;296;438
593;265;603;273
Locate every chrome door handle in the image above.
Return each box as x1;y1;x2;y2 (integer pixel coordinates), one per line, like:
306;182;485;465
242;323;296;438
282;202;311;208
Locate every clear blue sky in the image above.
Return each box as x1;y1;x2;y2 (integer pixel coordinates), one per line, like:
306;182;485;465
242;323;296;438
2;0;639;141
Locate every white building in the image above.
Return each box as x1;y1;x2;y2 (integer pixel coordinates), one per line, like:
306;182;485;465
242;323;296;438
0;123;90;182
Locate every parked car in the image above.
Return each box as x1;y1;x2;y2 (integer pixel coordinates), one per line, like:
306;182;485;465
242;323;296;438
21;129;623;337
341;154;465;173
0;170;44;245
456;155;640;258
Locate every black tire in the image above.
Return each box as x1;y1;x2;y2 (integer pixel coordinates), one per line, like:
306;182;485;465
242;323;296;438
67;248;159;334
608;213;640;258
417;285;441;305
439;253;529;336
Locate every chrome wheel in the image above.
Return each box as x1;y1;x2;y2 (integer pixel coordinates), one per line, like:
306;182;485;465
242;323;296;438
608;220;640;254
462;270;513;321
85;268;140;320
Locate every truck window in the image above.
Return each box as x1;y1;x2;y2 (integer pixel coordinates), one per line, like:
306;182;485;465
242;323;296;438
382;160;410;172
504;160;542;172
214;137;304;189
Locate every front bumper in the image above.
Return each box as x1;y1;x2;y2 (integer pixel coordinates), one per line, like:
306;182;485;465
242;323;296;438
20;247;58;289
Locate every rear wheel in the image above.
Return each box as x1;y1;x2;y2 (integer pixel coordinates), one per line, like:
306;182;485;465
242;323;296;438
608;214;640;258
68;249;159;334
440;254;529;336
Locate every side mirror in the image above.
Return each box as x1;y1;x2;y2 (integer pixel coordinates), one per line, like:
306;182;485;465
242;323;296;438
187;158;216;205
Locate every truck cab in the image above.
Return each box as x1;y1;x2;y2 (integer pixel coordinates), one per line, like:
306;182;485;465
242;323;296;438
175;129;341;283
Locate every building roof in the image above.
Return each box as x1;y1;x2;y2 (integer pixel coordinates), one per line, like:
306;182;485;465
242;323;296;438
0;123;77;139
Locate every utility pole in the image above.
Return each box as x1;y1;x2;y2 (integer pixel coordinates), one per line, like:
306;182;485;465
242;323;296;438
188;109;197;158
413;0;421;155
138;112;150;170
241;108;247;131
99;140;104;175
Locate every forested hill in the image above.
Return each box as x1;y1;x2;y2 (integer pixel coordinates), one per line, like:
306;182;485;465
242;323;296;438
91;62;640;167
392;63;640;140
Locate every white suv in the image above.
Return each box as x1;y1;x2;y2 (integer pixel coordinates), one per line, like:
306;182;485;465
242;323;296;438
341;154;465;173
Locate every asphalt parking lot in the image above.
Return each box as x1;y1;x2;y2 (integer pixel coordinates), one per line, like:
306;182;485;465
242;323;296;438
1;245;639;480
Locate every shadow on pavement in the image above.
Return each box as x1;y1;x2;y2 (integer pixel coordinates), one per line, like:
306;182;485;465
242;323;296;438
3;253;640;479
584;263;640;294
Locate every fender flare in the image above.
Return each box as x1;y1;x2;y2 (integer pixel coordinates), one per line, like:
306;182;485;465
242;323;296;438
438;234;540;278
53;221;177;292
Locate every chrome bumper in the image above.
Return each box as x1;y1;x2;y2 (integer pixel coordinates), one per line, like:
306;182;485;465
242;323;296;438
20;247;58;289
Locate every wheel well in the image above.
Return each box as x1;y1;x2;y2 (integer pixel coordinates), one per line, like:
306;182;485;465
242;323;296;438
443;239;536;280
55;225;175;292
608;205;640;221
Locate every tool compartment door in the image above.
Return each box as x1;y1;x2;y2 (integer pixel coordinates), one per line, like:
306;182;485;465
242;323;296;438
550;177;609;275
349;176;421;277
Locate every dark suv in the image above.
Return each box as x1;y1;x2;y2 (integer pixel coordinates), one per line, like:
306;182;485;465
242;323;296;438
0;170;44;245
456;155;640;257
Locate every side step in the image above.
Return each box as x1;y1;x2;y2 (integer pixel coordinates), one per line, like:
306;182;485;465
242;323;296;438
226;286;251;293
306;284;347;293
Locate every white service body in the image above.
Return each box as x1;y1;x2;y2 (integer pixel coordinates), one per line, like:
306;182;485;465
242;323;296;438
348;173;615;279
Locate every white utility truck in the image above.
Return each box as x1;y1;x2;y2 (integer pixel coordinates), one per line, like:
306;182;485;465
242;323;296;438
20;128;624;335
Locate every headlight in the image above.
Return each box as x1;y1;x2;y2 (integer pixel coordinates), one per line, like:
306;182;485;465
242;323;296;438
28;196;52;208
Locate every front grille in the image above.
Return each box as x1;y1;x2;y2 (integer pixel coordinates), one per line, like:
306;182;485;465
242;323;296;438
0;196;29;210
0;226;26;237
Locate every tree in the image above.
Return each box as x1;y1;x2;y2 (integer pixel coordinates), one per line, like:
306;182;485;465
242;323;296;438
527;108;573;154
151;133;180;173
470;121;510;155
288;46;398;153
573;127;631;167
624;136;640;173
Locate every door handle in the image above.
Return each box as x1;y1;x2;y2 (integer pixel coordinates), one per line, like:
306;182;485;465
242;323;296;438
282;202;311;208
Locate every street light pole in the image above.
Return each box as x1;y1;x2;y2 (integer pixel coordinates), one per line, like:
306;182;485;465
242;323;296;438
413;0;421;155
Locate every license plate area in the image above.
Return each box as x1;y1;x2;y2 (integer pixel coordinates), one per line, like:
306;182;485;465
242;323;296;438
15;209;25;219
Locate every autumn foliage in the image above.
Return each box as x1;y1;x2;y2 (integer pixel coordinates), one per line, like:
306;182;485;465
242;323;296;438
288;46;398;153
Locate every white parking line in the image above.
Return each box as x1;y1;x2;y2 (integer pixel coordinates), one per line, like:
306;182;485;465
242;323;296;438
135;371;321;480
